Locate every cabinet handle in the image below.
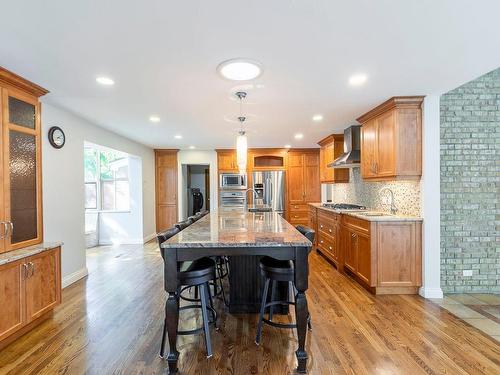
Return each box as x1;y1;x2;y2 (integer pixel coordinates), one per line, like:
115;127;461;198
22;263;29;279
351;233;356;238
329;246;332;250
9;221;13;236
29;262;35;277
320;224;323;228
320;240;324;244
329;229;332;233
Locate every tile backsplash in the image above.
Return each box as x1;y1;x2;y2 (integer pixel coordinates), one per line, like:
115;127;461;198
324;168;421;216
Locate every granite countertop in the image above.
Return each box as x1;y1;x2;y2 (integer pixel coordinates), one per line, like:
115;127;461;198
0;242;63;266
162;211;311;248
309;202;422;222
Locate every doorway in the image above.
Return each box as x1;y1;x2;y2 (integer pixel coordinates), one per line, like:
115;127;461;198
185;164;210;217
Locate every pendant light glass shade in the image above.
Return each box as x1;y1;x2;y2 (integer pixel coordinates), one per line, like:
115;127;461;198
236;130;247;173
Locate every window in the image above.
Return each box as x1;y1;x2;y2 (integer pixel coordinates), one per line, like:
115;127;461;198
84;146;130;211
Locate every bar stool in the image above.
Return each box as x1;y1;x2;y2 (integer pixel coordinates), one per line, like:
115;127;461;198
157;227;218;358
174;218;194;231
255;225;315;345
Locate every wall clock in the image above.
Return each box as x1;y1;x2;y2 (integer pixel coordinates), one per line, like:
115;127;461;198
48;126;66;149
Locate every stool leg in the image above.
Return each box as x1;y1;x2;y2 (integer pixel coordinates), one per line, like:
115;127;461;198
217;262;229;306
159;301;167;358
199;283;213;358
194;286;199;300
269;280;277;321
206;282;218;330
255;278;270;345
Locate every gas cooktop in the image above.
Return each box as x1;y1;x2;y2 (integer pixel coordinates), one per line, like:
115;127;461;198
322;203;367;210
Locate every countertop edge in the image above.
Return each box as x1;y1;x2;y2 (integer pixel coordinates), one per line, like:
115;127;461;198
0;242;63;266
308;203;423;222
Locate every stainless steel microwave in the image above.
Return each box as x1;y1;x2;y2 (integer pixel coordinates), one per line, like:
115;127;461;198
220;173;247;189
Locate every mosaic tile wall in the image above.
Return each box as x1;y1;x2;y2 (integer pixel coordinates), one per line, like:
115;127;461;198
325;168;421;216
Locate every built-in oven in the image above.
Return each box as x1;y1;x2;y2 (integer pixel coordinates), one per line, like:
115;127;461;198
219;191;246;210
220;173;247;189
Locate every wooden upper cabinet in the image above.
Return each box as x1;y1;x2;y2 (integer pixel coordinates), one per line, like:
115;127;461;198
0;67;48;253
357;96;424;181
287;150;320;207
216;150;237;171
155;150;178;232
318;134;349;183
249;148;287;170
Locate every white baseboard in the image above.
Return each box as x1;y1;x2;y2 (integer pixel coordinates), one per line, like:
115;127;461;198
62;267;89;289
419;287;444;299
143;232;157;243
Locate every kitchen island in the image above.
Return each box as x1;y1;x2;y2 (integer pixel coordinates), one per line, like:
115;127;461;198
161;211;312;373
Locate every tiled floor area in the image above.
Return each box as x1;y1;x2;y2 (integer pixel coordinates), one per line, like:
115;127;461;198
431;294;500;341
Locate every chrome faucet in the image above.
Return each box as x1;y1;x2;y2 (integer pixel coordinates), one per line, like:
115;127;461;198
245;188;259;199
379;187;398;214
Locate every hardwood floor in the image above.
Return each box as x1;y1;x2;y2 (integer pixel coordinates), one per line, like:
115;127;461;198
0;242;499;374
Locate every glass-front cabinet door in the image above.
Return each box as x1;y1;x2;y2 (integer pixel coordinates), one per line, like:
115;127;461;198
1;88;42;251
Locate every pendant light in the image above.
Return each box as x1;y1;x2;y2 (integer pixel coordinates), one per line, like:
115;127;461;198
235;91;248;174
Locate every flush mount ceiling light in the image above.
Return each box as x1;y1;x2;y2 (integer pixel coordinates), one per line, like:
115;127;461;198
217;58;263;81
349;73;368;86
312;114;323;122
149;115;160;123
294;133;304;140
174;134;183;139
189;145;196;149
96;76;115;85
284;144;292;149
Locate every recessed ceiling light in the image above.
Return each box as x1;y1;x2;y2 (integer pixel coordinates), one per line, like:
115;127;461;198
284;144;292;149
189;145;195;149
312;114;323;122
217;58;263;81
349;74;367;86
294;133;304;140
149;115;160;123
174;135;182;139
96;76;114;85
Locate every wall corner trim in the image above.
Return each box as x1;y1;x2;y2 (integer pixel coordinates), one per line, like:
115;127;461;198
62;266;89;289
418;287;444;299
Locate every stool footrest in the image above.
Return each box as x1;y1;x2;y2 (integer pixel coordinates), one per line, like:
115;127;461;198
262;317;296;329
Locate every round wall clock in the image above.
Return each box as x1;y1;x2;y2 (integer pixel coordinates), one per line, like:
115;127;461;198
48;126;66;149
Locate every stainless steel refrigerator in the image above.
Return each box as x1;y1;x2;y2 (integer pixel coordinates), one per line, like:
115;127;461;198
252;170;286;216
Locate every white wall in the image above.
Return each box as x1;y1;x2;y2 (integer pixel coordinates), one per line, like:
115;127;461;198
98;155;144;245
419;95;443;298
41;103;155;287
177;150;218;220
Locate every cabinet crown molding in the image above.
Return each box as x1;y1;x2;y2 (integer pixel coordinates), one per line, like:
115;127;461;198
0;67;49;97
317;133;343;146
356;96;424;124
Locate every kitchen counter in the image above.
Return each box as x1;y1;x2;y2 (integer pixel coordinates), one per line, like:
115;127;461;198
309;202;422;222
0;242;63;266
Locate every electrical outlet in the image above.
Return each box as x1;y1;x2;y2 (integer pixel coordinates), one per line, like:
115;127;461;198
463;270;473;277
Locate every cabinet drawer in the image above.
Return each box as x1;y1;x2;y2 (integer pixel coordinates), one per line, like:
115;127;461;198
290;204;309;212
318;232;336;260
342;215;370;234
289;211;309;222
318;210;340;223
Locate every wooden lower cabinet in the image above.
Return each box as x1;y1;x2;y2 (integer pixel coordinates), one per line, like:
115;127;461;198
0;246;61;348
310;206;422;294
0;260;24;342
308;206;318;248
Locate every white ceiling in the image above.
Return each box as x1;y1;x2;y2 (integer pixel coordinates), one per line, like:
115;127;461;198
1;0;499;149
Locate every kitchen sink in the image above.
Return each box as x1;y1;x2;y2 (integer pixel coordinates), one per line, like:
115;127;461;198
248;206;272;212
357;212;392;217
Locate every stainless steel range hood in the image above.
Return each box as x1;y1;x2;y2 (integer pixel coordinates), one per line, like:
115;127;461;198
327;125;361;168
